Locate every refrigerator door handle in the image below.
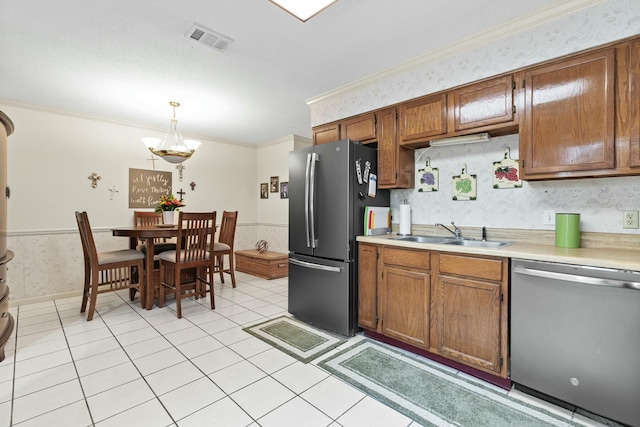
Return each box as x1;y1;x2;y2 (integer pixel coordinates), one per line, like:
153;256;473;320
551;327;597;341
289;258;343;273
309;152;318;248
304;153;312;248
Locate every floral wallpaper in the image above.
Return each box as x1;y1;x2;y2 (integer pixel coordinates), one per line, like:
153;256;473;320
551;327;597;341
391;134;640;234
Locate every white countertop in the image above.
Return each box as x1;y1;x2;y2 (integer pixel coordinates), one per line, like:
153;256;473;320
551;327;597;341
357;234;640;272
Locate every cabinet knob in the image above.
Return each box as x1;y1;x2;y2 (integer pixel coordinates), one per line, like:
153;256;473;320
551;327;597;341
5;186;9;199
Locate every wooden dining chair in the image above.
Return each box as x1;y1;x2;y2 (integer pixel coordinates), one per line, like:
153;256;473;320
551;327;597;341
75;211;145;321
157;211;217;318
213;211;238;287
133;210;177;254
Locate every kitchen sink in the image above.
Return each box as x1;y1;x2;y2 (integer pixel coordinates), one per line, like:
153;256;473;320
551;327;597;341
443;239;512;249
391;235;456;244
391;235;512;249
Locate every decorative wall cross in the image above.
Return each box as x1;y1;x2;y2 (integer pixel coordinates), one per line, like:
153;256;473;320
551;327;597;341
88;172;101;188
177;188;185;199
176;164;186;181
147;155;158;169
190;181;196;191
108;185;119;200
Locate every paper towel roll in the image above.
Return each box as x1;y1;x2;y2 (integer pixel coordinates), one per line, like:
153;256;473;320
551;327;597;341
398;204;411;235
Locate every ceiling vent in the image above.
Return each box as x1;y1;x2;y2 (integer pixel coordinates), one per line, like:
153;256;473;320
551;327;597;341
186;24;234;53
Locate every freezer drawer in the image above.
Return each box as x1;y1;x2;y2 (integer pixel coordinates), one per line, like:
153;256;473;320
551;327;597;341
511;259;640;427
288;255;355;336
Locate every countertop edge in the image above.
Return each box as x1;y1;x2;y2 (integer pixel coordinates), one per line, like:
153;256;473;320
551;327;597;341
356;235;640;272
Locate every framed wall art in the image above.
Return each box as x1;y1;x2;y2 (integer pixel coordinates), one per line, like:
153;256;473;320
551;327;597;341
280;181;289;199
270;176;279;193
260;183;269;199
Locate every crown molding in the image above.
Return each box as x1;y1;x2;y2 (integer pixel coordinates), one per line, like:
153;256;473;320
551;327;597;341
306;0;606;106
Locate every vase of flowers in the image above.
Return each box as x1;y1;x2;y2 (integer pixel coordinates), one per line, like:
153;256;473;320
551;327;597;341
155;194;185;225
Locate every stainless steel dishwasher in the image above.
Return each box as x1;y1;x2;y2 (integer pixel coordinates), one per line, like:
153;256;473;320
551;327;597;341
511;259;640;427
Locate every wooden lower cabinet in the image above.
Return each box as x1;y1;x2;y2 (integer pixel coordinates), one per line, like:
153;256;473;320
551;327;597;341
432;252;508;377
357;243;509;379
380;265;430;348
357;243;378;330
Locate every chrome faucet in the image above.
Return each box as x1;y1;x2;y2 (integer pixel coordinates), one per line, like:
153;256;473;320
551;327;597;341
436;221;462;238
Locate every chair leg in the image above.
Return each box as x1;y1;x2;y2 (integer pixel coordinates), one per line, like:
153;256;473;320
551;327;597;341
218;255;225;283
158;262;165;308
86;272;99;321
80;263;90;313
228;251;236;288
175;267;182;319
208;264;215;309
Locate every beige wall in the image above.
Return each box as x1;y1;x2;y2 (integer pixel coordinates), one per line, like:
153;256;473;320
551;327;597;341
254;135;311;253
2;101;302;303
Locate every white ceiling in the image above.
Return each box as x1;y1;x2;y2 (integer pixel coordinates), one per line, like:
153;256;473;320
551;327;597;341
0;0;573;145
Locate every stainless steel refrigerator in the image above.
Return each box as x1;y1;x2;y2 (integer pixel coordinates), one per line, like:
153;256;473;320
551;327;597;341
288;139;389;336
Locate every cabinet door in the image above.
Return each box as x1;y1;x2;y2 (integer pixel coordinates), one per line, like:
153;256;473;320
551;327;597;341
358;243;378;330
434;274;502;374
521;49;615;177
313;123;340;145
454;75;514;131
629;41;640;168
341;113;376;143
380;265;430;348
399;94;447;145
377;107;414;189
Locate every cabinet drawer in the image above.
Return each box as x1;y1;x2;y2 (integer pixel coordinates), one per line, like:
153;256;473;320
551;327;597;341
438;253;504;282
383;247;430;270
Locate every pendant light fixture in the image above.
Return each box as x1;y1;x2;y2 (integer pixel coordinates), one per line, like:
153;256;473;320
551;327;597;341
142;102;201;164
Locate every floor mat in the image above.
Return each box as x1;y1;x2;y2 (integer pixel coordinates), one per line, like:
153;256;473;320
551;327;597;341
243;316;346;363
319;339;582;427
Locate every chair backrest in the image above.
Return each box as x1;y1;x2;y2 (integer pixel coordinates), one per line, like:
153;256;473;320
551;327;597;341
134;210;162;227
175;211;217;266
218;211;238;248
134;211;167;243
75;211;98;266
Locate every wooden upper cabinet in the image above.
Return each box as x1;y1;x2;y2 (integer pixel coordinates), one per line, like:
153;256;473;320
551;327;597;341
312;123;340;145
453;75;514;131
376;107;414;189
629;41;640;168
340;113;376;143
521;48;616;178
399;94;447;145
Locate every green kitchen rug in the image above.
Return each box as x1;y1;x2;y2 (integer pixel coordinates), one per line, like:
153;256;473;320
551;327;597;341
243;316;346;363
319;340;583;427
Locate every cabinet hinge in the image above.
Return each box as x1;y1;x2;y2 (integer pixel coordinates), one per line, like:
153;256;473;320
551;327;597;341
500;293;504;302
499;356;504;367
512;105;516;114
375;316;379;326
521;160;525;168
522;79;525;88
512;80;516;90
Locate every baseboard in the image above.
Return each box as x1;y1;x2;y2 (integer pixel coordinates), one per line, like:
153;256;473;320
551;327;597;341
9;290;83;308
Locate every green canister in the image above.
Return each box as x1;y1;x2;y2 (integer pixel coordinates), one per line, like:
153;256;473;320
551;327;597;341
555;213;580;248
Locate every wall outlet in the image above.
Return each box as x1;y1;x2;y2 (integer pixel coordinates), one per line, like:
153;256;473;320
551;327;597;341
543;210;555;226
623;210;639;229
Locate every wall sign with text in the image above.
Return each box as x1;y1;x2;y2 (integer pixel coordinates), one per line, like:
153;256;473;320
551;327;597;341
128;168;172;209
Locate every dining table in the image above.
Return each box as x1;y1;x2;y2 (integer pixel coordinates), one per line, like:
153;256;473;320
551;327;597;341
112;224;179;310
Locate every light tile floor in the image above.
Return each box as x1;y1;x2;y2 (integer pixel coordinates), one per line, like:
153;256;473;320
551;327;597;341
1;272;615;426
